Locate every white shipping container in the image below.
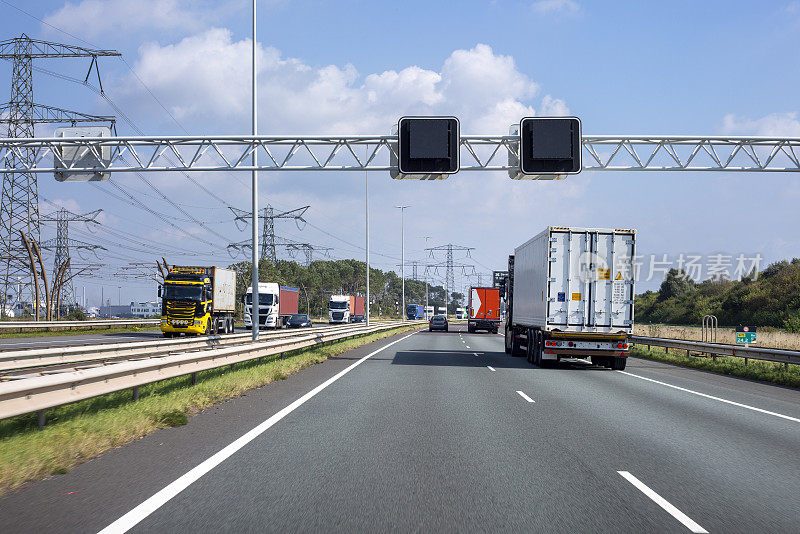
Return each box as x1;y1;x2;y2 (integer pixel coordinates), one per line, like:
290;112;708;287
211;267;237;313
513;227;635;334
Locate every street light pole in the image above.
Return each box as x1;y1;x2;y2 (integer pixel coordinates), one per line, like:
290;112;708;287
395;205;409;320
365;148;370;327
250;0;260;341
422;235;430;319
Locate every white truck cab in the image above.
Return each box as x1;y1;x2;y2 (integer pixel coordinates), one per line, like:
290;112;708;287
244;282;280;329
329;295;351;324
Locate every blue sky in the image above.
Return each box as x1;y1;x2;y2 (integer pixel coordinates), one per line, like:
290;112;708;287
1;0;799;305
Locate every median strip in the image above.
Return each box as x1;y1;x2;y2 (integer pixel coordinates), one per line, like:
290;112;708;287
0;324;420;496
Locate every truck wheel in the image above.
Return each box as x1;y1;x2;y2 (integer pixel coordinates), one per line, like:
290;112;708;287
511;331;522;357
610;357;627;370
504;326;512;355
534;332;545;367
526;331;535;364
206;319;213;335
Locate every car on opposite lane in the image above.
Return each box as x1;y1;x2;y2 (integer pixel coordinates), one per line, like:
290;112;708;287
287;314;313;328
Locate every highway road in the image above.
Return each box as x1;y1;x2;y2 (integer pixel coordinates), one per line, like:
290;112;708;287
1;324;798;533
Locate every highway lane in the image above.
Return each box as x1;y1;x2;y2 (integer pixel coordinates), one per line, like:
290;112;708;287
1;324;798;532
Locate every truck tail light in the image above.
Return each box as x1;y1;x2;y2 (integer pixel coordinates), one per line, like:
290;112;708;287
617;343;628;349
545;340;557;347
568;341;575;347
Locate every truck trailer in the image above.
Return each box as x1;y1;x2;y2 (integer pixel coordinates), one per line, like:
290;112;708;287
160;266;236;337
504;227;635;369
468;287;500;333
243;283;300;329
406;304;424;320
329;295;365;323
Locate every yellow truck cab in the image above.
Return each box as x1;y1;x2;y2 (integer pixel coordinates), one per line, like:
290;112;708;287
160;266;236;337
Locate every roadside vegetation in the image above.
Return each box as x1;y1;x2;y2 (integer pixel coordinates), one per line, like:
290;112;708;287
631;346;800;389
0;324;419;496
230;257;466;318
635;259;800;331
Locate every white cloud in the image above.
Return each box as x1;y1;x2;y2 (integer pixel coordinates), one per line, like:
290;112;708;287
43;0;221;40
720;112;800;136
539;95;570;116
532;0;580;14
115;33;548;135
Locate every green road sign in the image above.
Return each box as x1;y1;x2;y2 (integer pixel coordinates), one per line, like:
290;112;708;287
736;326;757;344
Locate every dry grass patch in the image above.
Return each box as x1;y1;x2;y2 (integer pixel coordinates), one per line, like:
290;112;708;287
634;324;800;351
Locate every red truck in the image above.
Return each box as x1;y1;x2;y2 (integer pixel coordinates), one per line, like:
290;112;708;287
468;286;501;334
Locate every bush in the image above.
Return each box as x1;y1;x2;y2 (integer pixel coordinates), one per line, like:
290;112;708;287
66;307;87;321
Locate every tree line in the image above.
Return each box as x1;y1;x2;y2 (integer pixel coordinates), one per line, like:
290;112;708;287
635;259;800;331
228;258;465;318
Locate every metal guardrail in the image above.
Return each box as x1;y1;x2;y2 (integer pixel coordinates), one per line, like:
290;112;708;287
0;321;414;423
0;323;363;375
631;336;800;367
0;318;160;333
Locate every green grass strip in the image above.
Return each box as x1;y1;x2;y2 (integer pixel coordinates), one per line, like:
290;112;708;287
631;346;800;389
0;324;419;496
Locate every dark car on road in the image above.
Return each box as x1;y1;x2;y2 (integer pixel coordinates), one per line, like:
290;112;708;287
287;314;312;328
429;314;448;332
350;314;366;323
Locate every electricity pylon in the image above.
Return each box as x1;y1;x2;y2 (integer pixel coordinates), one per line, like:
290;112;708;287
40;208;105;308
426;244;475;313
229;204;309;265
0;34;117;305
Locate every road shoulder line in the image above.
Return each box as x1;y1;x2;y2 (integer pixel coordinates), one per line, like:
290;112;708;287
617;370;799;423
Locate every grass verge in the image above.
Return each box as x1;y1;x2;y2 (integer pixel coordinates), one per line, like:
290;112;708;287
0;326;159;340
631;346;800;389
0;324;420;496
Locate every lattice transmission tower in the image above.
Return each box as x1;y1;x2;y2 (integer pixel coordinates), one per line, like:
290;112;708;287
40;208;104;307
426;244;475;311
0;34;117;305
229;204;309;265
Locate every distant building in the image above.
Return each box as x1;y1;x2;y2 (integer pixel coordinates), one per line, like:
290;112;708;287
99;304;133;318
131;301;160;318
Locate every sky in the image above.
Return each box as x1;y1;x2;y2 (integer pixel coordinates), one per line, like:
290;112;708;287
1;0;800;306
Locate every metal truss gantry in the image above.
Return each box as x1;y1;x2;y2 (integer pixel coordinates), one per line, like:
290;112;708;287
1;134;800;174
229;204;309;265
0;34;118;304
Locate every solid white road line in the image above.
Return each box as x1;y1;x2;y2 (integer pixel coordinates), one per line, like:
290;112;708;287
487;366;496;372
618;371;800;423
516;390;535;403
617;471;708;533
97;331;418;534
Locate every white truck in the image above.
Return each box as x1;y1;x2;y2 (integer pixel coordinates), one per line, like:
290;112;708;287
437;306;448;316
455;307;465;319
328;295;365;324
425;305;434;319
504;226;635;370
243;283;300;329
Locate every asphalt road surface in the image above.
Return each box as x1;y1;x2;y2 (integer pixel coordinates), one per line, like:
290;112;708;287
1;324;798;533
